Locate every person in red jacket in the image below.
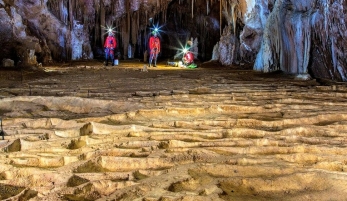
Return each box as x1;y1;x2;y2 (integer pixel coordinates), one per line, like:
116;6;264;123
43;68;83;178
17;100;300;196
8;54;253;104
104;31;117;66
149;31;161;67
167;41;197;68
182;48;194;66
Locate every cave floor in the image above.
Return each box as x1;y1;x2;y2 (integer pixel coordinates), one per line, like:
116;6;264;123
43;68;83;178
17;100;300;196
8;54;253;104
1;60;347;200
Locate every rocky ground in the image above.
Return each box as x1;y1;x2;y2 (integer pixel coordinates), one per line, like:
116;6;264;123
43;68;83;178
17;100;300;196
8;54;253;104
1;60;347;201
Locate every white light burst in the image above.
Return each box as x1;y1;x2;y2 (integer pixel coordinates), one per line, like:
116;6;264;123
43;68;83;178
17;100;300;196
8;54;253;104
101;24;117;35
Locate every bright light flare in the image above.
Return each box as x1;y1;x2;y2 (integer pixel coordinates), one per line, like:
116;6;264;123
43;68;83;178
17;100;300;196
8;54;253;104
101;24;117;35
171;39;192;59
151;23;165;36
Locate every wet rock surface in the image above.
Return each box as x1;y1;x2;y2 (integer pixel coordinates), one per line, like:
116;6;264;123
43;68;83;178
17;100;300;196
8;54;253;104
1;60;347;200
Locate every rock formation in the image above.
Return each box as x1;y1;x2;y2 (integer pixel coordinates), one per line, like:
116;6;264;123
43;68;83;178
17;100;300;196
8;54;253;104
251;0;347;81
0;0;347;80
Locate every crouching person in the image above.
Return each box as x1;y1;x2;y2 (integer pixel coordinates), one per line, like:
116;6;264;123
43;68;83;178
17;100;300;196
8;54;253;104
167;41;197;68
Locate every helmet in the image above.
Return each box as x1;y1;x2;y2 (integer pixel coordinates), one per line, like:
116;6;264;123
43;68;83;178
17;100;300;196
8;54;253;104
186;40;192;48
107;27;114;36
152;27;159;36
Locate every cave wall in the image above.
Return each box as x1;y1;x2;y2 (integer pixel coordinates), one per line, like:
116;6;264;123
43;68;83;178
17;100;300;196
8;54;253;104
1;0;347;82
0;0;174;65
0;0;51;66
0;0;91;64
0;0;225;66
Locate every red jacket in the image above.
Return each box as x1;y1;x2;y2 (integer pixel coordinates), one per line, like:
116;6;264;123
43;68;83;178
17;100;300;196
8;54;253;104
183;51;194;64
149;36;160;52
104;36;117;49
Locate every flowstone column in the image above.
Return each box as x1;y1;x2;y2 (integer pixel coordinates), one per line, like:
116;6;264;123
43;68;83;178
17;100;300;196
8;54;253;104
254;0;314;78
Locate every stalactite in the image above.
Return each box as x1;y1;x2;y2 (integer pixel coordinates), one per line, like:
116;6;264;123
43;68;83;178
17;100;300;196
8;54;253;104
100;1;105;46
127;1;130;33
231;3;237;34
303;22;310;74
165;8;167;23
222;0;238;34
59;0;68;25
132;11;139;45
83;0;95;26
145;10;148;27
69;0;73;30
220;0;222;36
73;0;77;23
192;0;194;19
94;0;100;46
121;17;130;59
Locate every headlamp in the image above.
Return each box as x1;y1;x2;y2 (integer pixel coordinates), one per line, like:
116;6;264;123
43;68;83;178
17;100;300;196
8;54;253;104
102;24;117;36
